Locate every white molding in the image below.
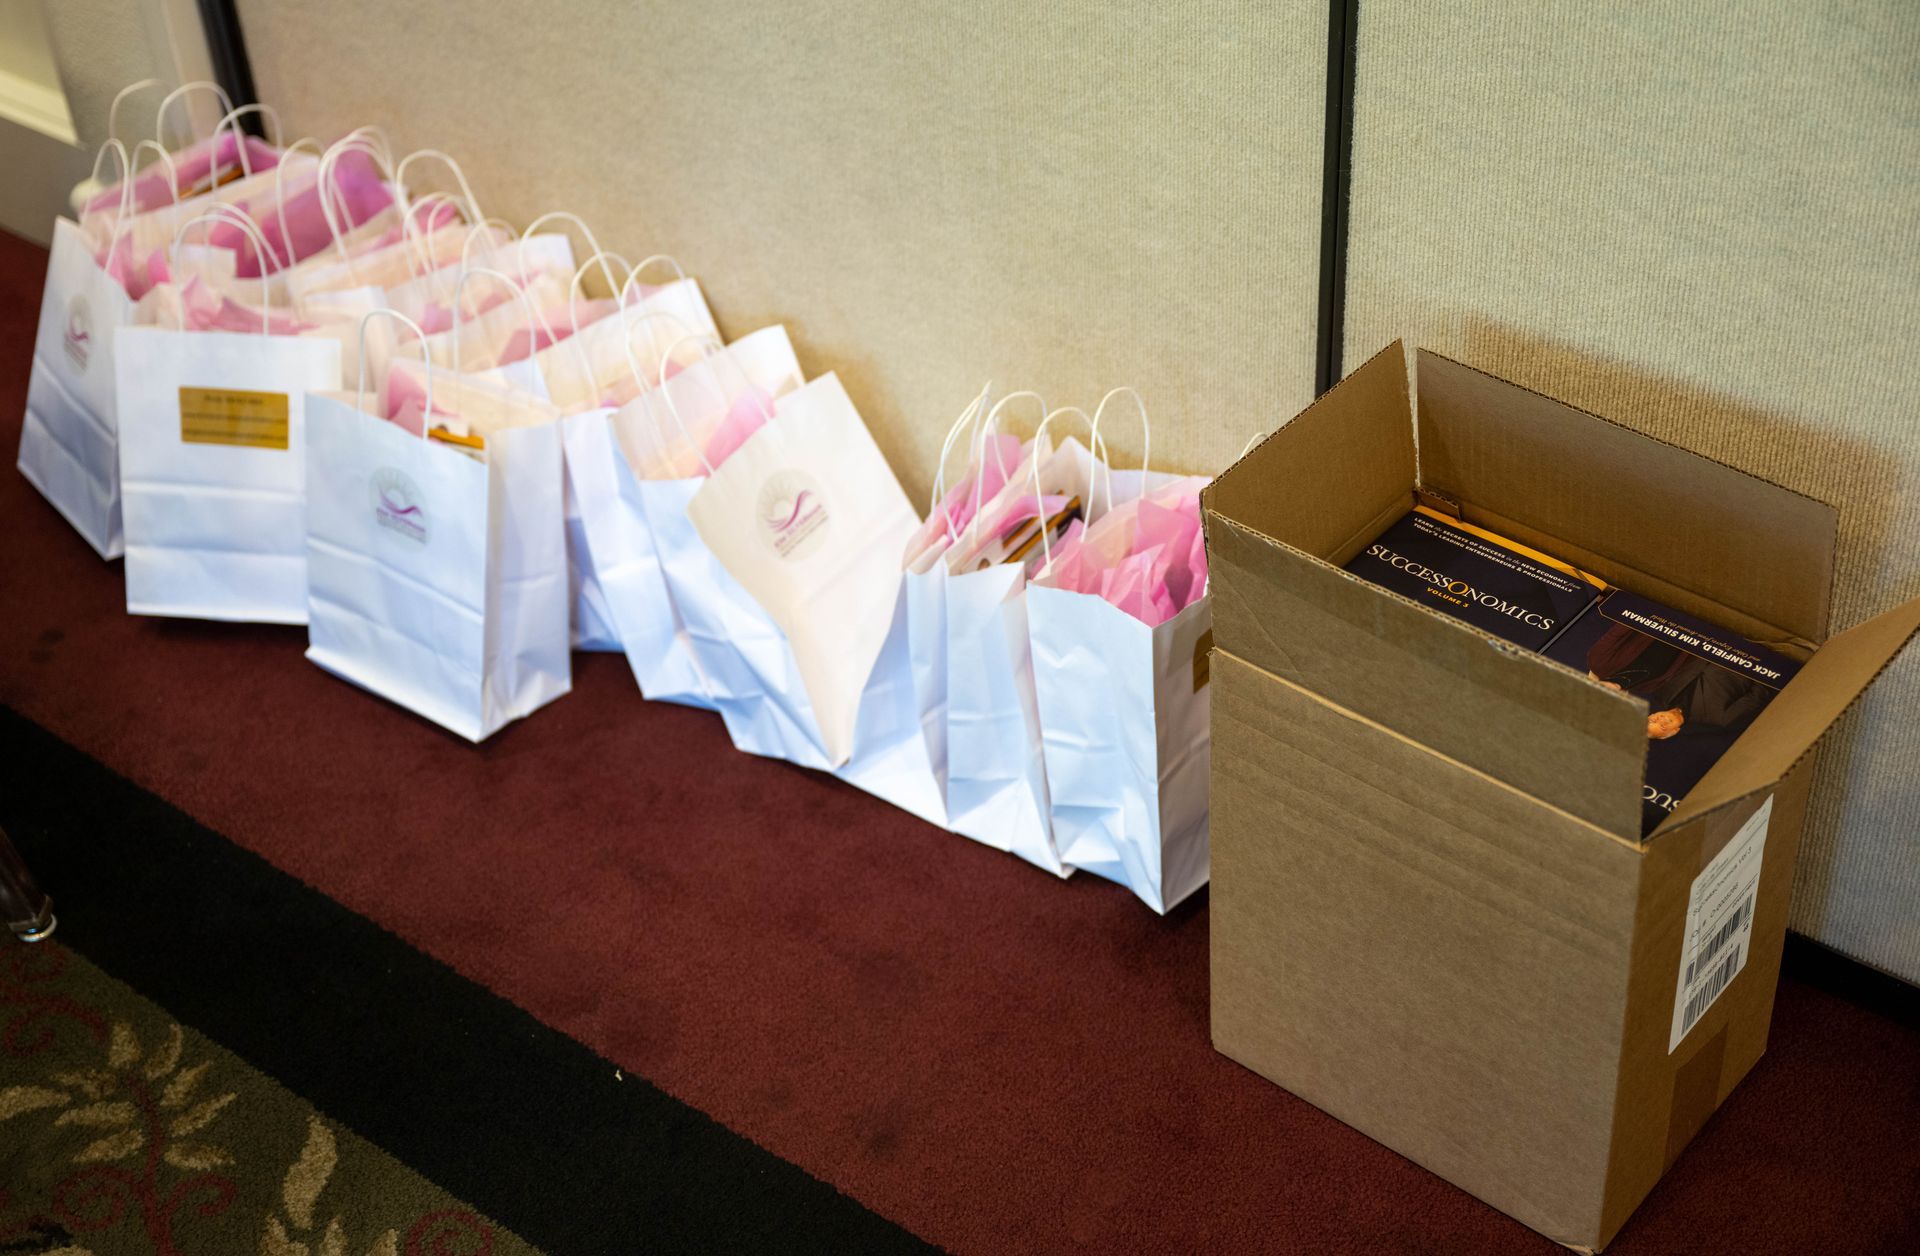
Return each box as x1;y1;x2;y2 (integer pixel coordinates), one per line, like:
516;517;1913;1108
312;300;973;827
0;64;77;145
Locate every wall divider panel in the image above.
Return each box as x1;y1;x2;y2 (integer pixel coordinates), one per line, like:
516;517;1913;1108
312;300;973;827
233;0;1330;498
1343;2;1920;982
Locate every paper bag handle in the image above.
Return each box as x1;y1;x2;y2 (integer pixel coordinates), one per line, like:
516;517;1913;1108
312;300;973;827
1090;386;1152;504
154;81;235;152
458;219;519;274
130;139;180;206
970;390;1048;525
1027;405;1114;573
616;255;689;307
446;220;521;311
614;308;696;404
90;140;137;256
107;79;166;149
565;250;633;381
518;211;601;279
210;103;283;183
350;125;395;168
448;265;553;377
399;191;467;279
356;309;432;436
314;132;396;282
273;137;326;269
931;384;991;542
652;331;775;479
214;102;283;150
569;248;630;310
394;148;484;232
170;204;274;333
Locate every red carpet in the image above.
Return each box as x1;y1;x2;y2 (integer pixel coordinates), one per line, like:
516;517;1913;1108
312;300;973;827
2;226;1916;1254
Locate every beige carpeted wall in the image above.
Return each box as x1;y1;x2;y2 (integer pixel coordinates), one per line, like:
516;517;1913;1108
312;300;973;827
1344;4;1920;980
230;0;1329;498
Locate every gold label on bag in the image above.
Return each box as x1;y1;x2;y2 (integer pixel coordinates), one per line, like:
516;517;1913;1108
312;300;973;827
179;387;290;450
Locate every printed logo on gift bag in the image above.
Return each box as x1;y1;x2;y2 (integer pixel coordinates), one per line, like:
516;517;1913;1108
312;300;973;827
370;467;430;545
63;295;93;371
757;469;829;561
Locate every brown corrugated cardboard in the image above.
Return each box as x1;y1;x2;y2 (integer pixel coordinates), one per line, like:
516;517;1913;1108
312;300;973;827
1413;350;1837;643
1209;512;1648;834
1202;343;1920;1251
1203;340;1414;561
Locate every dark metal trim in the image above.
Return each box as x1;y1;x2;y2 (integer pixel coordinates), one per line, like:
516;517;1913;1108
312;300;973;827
195;0;261;133
1315;0;1359;395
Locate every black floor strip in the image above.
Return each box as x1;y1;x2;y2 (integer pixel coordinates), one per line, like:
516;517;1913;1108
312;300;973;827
1781;932;1920;1032
0;706;937;1256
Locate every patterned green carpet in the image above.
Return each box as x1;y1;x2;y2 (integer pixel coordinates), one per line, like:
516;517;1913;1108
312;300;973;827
1;943;537;1256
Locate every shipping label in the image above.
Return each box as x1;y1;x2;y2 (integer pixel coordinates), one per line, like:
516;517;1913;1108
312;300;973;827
1670;796;1771;1051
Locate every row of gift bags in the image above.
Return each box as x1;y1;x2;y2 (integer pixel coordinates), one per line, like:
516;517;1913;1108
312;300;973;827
17;82;1218;912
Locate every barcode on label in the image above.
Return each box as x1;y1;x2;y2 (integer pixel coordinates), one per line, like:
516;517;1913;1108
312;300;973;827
1685;901;1751;986
1679;950;1742;1037
1670;796;1771;1052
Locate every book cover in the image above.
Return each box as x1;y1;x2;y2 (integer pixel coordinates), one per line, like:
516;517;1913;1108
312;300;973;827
1344;505;1607;650
1544;589;1805;835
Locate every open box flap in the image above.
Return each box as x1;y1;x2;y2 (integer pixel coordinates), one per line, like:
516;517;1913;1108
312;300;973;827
1660;595;1920;834
1204;340;1414;563
1206;514;1650;836
1413;351;1838;644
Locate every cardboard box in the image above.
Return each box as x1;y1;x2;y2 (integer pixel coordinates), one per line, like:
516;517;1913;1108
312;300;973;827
1200;342;1920;1252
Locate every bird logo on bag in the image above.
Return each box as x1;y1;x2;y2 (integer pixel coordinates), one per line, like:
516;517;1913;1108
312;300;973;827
370;467;430;544
63;296;92;371
757;469;829;560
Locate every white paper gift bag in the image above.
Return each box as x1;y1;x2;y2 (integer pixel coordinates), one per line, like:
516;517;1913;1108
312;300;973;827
944;559;1055;869
833;579;948;825
635;340;827;750
638;355;942;822
659;483;843;767
564;413;713;705
115;208;343;622
896;389;995;837
1028;588;1211;914
305;313;569;741
535;272;717;414
895;384;1014;841
416;263;620;654
902;543;951;817
537;255;710;660
655;511;945;825
563;324;805;707
686;371;919;767
1026;391;1213;912
20;196;139;558
936;396;1114;876
503;250;632;655
565;488;623;653
382;230;577;332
